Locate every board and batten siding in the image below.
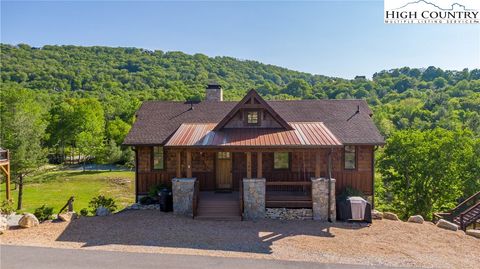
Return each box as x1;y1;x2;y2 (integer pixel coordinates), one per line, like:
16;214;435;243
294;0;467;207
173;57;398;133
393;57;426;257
135;145;374;196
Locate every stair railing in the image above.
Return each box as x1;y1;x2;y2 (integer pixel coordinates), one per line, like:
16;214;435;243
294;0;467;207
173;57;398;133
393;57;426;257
192;180;199;218
434;191;480;223
459;201;480;231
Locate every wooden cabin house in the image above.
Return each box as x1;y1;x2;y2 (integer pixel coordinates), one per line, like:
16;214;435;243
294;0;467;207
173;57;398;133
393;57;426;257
123;85;384;220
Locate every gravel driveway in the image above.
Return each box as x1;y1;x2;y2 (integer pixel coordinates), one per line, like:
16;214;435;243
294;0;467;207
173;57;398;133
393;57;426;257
1;210;478;268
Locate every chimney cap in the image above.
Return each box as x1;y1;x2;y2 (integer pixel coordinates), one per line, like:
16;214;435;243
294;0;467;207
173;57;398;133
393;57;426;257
207;81;221;89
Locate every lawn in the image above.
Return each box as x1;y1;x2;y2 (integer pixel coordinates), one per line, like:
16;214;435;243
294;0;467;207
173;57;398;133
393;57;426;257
0;170;135;213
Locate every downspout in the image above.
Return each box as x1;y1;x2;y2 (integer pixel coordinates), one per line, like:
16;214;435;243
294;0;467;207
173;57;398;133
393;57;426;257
328;147;333;222
134;146;139;204
372;146;378;209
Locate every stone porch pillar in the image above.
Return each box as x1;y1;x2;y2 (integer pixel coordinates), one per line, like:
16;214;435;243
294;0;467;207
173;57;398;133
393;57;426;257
172;177;197;217
243;178;266;220
311;177;336;221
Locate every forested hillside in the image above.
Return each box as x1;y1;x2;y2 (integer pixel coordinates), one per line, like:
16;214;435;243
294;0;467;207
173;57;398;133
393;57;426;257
1;44;479;218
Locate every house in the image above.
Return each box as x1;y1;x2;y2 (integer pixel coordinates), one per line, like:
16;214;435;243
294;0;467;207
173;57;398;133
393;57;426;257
123;84;384;220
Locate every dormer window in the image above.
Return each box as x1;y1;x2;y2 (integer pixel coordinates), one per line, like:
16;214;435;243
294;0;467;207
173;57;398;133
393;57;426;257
246;111;259;125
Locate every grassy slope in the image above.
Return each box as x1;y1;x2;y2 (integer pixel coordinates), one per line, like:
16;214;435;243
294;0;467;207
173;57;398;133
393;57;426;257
0;170;135;213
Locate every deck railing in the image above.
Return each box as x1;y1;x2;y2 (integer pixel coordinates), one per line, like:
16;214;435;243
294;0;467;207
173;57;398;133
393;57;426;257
192;180;199;218
239;178;244;218
265;181;312;208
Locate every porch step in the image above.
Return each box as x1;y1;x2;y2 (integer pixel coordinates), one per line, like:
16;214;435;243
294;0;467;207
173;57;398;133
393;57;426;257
195;191;242;221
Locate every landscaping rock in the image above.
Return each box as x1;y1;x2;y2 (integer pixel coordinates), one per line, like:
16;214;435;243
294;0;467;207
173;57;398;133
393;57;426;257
371;210;383;220
383;212;399;221
18;213;39;228
408;215;424;224
0;215;7;234
465;229;480;239
96;206;111;216
58;212;76;222
436;219;458;231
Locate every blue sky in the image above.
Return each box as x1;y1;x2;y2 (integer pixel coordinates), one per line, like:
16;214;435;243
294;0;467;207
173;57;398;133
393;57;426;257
1;1;479;78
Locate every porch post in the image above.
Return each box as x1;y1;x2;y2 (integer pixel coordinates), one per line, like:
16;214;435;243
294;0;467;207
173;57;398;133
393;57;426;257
257;152;262;178
246;152;252;178
315;151;321;178
176;151;181;178
186;150;192;178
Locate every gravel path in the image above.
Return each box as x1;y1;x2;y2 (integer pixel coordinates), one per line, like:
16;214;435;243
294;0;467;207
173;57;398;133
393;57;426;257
1;210;478;268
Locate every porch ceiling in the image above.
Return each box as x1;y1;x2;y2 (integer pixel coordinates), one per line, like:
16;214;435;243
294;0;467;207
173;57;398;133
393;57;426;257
164;122;342;148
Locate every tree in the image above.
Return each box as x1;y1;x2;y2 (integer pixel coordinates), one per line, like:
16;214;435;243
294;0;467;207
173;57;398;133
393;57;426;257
378;129;477;219
282;79;313;98
0;88;47;209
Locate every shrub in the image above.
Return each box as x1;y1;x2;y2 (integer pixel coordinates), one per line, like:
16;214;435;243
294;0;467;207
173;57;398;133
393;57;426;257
148;184;168;198
88;195;117;214
34;205;54;221
337;187;366;202
139;196;155;205
79;208;89;216
0;200;15;216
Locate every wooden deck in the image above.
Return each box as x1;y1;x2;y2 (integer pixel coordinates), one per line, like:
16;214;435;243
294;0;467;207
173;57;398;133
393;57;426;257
195;191;242;221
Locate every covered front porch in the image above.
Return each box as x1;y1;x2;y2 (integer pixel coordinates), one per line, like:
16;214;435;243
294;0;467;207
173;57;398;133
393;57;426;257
167;147;337;221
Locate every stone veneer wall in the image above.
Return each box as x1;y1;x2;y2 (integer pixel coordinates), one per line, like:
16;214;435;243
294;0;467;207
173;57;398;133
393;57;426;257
172;178;196;217
242;178;266;220
311;177;336;221
266;208;313;220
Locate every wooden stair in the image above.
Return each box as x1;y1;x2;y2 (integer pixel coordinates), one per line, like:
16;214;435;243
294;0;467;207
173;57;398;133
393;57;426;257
435;192;480;231
453;202;480;230
195;192;241;221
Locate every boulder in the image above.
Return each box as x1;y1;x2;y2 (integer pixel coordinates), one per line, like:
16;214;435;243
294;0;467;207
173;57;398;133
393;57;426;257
18;213;39;228
383;212;399;221
58;212;76;222
371;210;383;220
466;229;480;239
436;219;458;231
0;215;7;234
96;206;111;216
408;215;424;224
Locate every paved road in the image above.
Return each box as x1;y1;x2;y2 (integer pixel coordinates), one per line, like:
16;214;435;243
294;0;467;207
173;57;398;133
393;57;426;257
1;245;403;269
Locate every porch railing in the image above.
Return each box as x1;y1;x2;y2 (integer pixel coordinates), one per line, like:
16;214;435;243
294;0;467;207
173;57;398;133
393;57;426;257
239;178;244;219
192;180;199;218
265;181;312;208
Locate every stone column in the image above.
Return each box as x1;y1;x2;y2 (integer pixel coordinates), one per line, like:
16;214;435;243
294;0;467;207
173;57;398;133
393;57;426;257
243;178;266;220
311;177;336;221
172;178;196;217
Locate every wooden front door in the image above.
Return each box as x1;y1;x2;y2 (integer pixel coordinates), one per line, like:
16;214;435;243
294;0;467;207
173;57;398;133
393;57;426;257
216;152;232;190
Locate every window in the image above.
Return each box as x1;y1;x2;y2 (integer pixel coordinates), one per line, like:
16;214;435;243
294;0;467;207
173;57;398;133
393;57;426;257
152;146;164;170
217;152;231;159
246;111;259;125
274;152;289;169
344;146;356;169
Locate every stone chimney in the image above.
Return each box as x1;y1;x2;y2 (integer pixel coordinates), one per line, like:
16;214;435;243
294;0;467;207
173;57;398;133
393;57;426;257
205;83;223;101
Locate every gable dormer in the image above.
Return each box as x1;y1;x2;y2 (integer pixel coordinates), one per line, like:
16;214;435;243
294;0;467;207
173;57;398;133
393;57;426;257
213;89;293;131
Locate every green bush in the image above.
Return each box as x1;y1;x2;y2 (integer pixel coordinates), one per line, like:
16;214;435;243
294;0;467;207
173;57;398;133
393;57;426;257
34;205;54;221
88;195;117;214
337;187;366;202
0;200;15;215
79;208;89;216
139;196;155;205
148;184;168;198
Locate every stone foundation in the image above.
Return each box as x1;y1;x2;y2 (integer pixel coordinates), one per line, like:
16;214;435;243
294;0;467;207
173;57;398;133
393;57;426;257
266;208;313;220
243;178;266;220
311;177;336;221
172;178;196;217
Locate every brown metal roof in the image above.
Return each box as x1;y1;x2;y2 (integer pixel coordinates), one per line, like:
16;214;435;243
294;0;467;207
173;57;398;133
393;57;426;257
165;122;342;148
123;98;385;146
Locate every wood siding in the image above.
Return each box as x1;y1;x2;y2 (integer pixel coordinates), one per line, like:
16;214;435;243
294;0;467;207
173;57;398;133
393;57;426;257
135;146;374;196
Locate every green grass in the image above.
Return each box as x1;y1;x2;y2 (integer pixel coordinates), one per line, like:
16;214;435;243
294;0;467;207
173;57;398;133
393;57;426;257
0;170;135;213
